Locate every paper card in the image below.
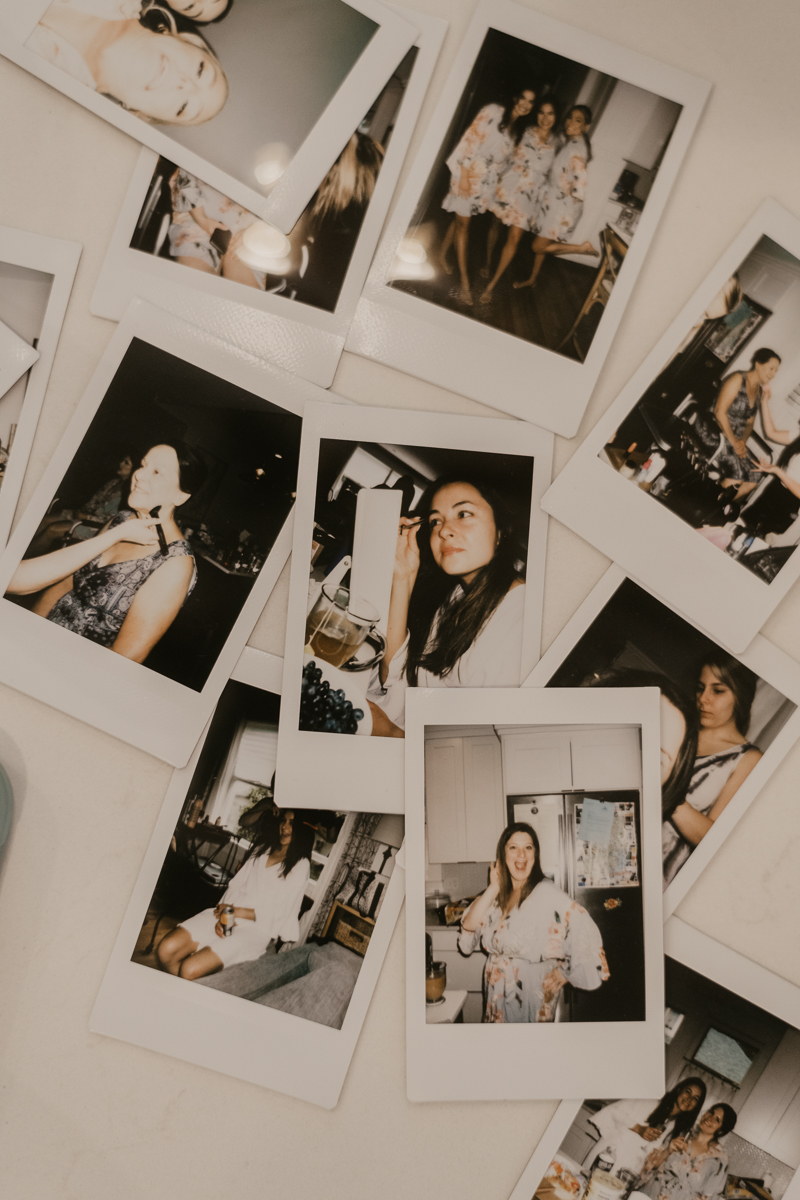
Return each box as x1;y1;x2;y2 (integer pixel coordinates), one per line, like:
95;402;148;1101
0;299;339;766
274;399;553;815
404;686;666;1102
90;646;405;1110
89;8;447;388
524;565;800;917
0;317;39;400
505;917;800;1200
345;0;710;438
0;227;81;550
0;0;419;233
541;201;800;651
576;798;615;846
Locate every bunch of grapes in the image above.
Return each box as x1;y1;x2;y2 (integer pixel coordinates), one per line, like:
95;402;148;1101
299;660;364;735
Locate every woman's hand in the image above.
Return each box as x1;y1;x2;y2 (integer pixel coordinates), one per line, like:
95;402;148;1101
393;518;421;585
542;966;568;1004
191;207;230;239
668;1137;688;1154
733;438;749;459
488;859;501;893
457;167;472;197
113;515;163;547
641;1126;663;1142
754;458;781;477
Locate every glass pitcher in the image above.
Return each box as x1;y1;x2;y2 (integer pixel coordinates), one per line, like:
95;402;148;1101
305;584;386;671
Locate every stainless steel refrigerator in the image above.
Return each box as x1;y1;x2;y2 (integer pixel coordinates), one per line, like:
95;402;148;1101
509;790;645;1022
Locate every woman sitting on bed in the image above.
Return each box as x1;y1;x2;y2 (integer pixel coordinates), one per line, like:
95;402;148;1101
156;809;315;980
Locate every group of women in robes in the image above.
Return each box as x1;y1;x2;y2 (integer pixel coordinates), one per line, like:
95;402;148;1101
439;87;599;307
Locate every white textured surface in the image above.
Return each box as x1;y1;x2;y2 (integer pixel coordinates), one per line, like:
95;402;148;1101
1;0;800;1196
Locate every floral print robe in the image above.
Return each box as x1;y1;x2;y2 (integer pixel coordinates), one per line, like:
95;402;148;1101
489;130;557;230
458;879;609;1023
442;104;514;218
535;135;590;241
640;1138;728;1200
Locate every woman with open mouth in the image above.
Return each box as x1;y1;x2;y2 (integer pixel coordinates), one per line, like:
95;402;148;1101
457;823;608;1023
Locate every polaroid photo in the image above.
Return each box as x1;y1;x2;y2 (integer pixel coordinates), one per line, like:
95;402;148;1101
0;227;81;550
345;0;710;439
0;319;39;401
524;565;800;918
89;8;447;388
505;916;800;1200
274;399;553;815
0;298;333;766
90;647;405;1110
542;201;800;652
0;0;419;233
404;685;666;1102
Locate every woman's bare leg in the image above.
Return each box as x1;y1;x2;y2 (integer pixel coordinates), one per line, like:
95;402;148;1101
514;236;598;289
542;239;599;258
221;248;264;289
480;218;501;278
480;225;524;302
439;218;456;274
452;214;473;304
178;946;225;981
156;925;199;976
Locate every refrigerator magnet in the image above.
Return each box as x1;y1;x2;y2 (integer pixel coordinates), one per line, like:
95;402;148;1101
403;685;666;1102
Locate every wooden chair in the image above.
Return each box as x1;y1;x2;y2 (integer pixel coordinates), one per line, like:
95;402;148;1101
557;226;627;361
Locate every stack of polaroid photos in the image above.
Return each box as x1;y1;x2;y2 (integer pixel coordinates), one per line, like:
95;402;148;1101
0;2;799;1159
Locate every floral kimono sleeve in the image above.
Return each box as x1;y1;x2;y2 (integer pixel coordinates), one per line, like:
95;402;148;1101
171;169;204;214
561;900;609;991
446;105;499;173
566;151;589;203
458;903;498;955
695;1151;728;1200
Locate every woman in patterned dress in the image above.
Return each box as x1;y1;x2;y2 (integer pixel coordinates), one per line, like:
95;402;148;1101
703;348;782;501
639;1105;737;1200
663;651;762;886
478;97;559;304
167;167;267;289
458;823;608;1023
439;88;537;306
7;442;206;662
514;105;598;292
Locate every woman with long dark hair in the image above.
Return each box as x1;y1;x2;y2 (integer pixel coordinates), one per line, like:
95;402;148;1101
7;441;206;663
439;87;537;306
458;823;608;1023
587;1081;707;1176
698;347;782;502
663;651;761;884
514;104;598;292
479;96;560;303
368;475;528;733
156;808;314;980
640;1104;738;1200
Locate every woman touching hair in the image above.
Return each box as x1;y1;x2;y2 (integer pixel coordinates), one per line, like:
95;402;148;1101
587;1081;707;1175
27;0;229;126
368;476;527;733
7;441;206;664
640;1104;737;1200
156;809;314;980
664;651;761;884
459;823;608;1023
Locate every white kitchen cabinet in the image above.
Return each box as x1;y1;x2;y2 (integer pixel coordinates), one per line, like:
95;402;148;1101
425;734;504;863
502;731;573;795
571;727;642;790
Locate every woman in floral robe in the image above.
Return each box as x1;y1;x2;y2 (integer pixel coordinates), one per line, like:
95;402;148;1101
458;823;608;1023
639;1105;737;1200
515;105;599;292
479;97;559;304
439;89;536;306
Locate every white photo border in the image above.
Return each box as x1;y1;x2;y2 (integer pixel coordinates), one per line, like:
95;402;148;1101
0;226;81;549
541;200;800;652
404;686;666;1103
524;563;800;918
275;399;554;815
89;7;447;389
0;299;335;767
505;915;800;1200
345;0;711;439
89;645;406;1111
0;0;419;233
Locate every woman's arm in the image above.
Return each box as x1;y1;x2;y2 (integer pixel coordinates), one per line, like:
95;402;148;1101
755;460;800;500
6;515;160;595
714;374;748;456
670;748;761;846
760;392;794;445
460;862;500;932
379;519;421;685
110;555;194;662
